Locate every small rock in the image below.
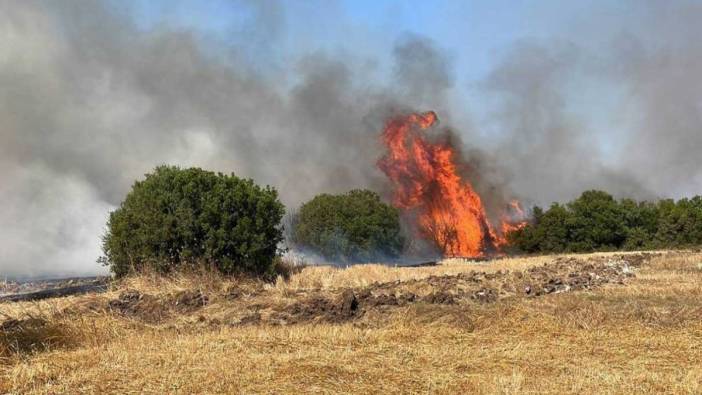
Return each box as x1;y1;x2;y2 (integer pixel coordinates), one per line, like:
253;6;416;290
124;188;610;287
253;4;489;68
471;288;497;303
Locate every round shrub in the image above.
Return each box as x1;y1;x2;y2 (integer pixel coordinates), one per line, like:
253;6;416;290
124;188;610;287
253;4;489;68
101;165;285;277
291;189;404;262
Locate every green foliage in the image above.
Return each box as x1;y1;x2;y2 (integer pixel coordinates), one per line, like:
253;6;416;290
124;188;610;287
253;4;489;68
566;190;627;251
291;189;404;262
509;190;702;253
101;166;285;277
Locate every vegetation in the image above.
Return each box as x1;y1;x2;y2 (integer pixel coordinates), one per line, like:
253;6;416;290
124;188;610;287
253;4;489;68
101;165;285;277
2;252;702;393
291;189;404;262
508;190;702;253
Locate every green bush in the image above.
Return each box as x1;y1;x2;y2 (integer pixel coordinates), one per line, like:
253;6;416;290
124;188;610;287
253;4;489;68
508;190;702;253
291;189;404;262
101;165;285;277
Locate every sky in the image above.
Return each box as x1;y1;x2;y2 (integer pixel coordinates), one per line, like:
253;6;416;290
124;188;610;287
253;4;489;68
126;1;562;83
2;0;702;278
122;0;643;163
120;1;630;166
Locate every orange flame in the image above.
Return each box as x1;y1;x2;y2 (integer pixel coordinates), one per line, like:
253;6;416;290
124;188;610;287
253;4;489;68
378;111;527;257
496;200;528;246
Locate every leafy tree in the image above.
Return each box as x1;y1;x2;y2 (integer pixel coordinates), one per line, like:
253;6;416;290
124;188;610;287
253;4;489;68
291;189;404;262
620;199;658;250
509;203;569;253
101;166;285;277
656;197;702;247
566;190;627;251
507;190;702;253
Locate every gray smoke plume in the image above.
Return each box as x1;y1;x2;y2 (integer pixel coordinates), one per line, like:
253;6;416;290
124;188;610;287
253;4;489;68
606;1;702;199
479;40;655;205
476;1;702;205
0;1;453;278
1;1;701;278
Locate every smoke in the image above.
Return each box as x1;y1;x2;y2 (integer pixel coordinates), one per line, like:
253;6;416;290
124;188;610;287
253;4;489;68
1;1;701;277
607;1;702;198
0;1;448;278
392;34;454;109
479;1;702;204
479;40;654;205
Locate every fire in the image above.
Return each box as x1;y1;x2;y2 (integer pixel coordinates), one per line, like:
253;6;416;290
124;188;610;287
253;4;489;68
497;200;528;246
377;111;527;257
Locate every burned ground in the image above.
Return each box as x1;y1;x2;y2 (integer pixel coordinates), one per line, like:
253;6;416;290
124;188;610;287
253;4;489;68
256;253;653;326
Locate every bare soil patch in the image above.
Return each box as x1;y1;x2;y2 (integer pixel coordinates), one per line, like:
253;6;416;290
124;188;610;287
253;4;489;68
255;252;657;326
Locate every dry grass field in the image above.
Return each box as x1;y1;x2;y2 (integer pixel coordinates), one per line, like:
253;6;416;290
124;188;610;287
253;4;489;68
1;251;702;394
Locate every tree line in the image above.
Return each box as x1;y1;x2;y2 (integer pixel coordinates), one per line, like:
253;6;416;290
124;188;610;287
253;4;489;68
507;190;702;253
101;167;702;278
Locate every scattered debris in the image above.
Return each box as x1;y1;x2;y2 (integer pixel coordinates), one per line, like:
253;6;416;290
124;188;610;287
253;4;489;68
108;290;169;323
271;289;361;324
422;292;457;305
171;290;208;312
471;288;498;303
255;253;656;325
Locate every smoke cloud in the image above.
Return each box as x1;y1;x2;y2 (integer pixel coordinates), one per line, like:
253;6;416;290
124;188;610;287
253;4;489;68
478;1;702;204
1;1;701;277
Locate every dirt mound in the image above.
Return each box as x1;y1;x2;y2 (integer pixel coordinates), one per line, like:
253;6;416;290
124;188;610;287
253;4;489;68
91;253;660;328
107;289;210;323
422;292;457;304
246;253;658;326
360;253;650;303
108;290;170;323
272;289;359;324
171;290;208;312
